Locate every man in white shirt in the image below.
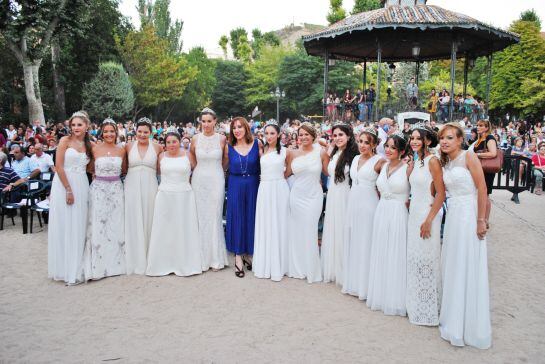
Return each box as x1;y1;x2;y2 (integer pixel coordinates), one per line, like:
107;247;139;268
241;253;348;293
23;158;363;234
376;117;394;158
30;143;55;174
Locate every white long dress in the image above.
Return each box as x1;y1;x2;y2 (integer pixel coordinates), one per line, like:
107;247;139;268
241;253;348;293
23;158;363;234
287;144;323;283
367;162;409;316
321;151;351;284
124;142;158;275
253;148;290;281
81;157;125;281
146;155;203;277
192;133;228;271
406;155;442;326
342;154;381;299
439;151;491;349
48;148;90;284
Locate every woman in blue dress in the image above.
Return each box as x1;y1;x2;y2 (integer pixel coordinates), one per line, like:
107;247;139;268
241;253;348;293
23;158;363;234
224;117;263;278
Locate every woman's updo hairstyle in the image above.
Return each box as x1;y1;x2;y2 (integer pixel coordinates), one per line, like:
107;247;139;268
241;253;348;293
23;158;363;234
410;123;438;165
386;131;409;159
360;127;380;153
263;122;282;154
68;110;92;158
136;117;153;133
100;118;118;140
165;131;181;143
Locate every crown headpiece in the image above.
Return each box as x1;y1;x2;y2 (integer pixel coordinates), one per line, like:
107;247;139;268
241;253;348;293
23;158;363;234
102;117;116;126
391;131;406;141
166;125;178;134
410;121;428;132
201;107;216;117
137;117;152;125
265;119;279;127
362;127;378;137
71;111;89;120
332;121;349;128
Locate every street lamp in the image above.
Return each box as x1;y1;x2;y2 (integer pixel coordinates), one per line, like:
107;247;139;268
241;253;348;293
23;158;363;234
270;86;286;122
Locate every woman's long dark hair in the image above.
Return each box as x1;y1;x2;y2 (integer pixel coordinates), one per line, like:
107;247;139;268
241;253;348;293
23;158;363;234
411;126;438;166
263;124;281;154
330;124;359;185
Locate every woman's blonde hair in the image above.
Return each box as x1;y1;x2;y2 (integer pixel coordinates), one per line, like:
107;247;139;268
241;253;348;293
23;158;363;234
438;122;465;166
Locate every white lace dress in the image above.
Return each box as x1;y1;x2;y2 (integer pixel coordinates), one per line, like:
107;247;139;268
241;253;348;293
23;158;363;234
48;148;90;284
253;148;290;281
439;151;491;349
124;142;158;275
406;155;442;325
321;151;351;285
81;157;125;281
367;162;409;316
342;154;381;299
192;133;228;271
287;145;323;283
146;155;203;277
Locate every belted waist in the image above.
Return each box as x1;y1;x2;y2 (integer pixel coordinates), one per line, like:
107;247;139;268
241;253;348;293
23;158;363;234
128;164;156;171
380;192;408;202
230;173;259;178
95;175;121;182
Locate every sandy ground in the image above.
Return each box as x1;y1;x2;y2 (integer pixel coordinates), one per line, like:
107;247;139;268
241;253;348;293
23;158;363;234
1;189;544;363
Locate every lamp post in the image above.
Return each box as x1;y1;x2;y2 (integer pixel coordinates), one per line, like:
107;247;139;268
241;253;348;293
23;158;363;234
270;86;286;122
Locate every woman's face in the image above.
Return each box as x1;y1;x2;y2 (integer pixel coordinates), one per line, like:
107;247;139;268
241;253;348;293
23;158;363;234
410;130;427;153
440;127;462;155
515;139;523;148
70;117;87;138
136;125;151;143
28;145;35;154
477;122;489;136
539;145;545;155
332;127;348;150
298;128;314;147
201;114;216;134
102;124;117;144
384;138;400;161
264;126;279;147
166;135;180;152
232;120;246;141
358;133;374;156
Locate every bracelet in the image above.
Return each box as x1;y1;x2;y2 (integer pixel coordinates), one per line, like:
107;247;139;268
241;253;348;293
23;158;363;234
477;218;486;222
66;191;73;195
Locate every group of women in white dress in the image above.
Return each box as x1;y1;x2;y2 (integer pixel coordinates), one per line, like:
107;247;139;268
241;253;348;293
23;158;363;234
48;109;492;349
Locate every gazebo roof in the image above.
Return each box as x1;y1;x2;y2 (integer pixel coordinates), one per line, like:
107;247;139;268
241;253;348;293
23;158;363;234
303;4;519;62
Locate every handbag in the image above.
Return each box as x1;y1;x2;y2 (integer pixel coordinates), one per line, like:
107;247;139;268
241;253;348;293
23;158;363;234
479;139;503;174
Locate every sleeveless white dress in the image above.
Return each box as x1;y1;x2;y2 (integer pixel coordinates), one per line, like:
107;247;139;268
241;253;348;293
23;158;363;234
124;142;158;275
48;148;89;284
342;154;381;299
192;133;228;271
81;157;125;281
287;145;323;283
439;151;491;349
367;162;409;316
146;155;203;277
406;155;442;326
321;151;351;284
253;148;290;281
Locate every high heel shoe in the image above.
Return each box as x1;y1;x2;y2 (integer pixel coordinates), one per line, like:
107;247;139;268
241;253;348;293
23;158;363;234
242;257;252;271
235;262;245;278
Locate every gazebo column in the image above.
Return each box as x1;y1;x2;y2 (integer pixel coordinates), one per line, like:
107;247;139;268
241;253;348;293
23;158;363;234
485;55;493;119
415;61;420;85
323;50;329;120
449;39;457;121
363;60;367;91
376;41;381;121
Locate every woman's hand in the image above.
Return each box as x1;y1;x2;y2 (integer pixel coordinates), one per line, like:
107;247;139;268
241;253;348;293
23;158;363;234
477;219;487;240
420;218;432;239
66;191;74;205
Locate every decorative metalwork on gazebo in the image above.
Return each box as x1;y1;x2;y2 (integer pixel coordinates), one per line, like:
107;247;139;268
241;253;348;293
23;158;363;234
303;0;519;121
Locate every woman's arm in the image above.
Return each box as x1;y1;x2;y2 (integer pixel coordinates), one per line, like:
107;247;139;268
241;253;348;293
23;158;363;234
467;151;488;240
54;137;74;205
189;135;198;170
420;157;446;239
477;137;498;159
321;148;330;175
222;143;229;171
120;147;128;175
284;149;294;178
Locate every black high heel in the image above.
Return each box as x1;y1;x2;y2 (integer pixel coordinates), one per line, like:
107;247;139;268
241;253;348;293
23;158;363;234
242;257;252;271
235;261;245;278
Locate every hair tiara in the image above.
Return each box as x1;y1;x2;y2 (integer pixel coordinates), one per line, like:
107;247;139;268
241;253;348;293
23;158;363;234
71;111;89;119
332;121;349;128
362;127;378;137
201;107;217;117
102;117;116;125
391;131;406;141
410;121;428;132
265;119;279;127
137;117;152;125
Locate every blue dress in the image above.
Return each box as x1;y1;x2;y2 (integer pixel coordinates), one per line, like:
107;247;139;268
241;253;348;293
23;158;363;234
226;140;260;255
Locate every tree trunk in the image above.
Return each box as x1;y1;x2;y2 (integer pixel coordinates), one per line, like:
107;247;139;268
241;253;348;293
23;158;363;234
51;39;67;121
22;60;46;125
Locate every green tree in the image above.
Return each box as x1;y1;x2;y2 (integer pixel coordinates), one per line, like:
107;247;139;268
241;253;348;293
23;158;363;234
327;0;347;25
488;19;545;114
211;61;248;117
520;9;541;29
229;28;248;60
219;35;229;59
82;62;134;120
352;0;382;14
137;0;183;53
0;0;83;124
245;45;293;115
117;25;197;118
522;64;545;116
237;34;253;65
177;47;216;118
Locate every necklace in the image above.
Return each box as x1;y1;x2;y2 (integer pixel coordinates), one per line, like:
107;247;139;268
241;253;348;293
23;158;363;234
238;152;249;176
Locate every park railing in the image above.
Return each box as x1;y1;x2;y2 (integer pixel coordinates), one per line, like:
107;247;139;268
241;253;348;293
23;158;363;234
492;152;534;203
